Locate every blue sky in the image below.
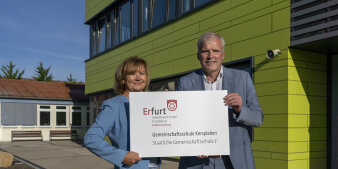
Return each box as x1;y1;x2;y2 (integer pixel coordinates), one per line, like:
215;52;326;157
0;1;88;82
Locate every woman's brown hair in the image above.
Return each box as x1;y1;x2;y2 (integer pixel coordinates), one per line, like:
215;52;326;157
114;56;150;94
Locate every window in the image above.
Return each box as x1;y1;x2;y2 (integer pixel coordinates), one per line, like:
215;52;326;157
56;106;66;109
195;0;209;7
168;0;176;20
56;112;66;126
40;111;50;126
183;0;192;13
107;15;112;48
72;106;82;110
114;9;120;45
132;0;139;37
142;0;150;32
98;17;106;53
56;106;67;126
90;24;97;57
121;1;131;42
72;106;82;127
39;105;51;126
151;0;166;28
40;105;50;109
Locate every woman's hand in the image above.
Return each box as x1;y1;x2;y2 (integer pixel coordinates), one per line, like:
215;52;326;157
122;151;142;166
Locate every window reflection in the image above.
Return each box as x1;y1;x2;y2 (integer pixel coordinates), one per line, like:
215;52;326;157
121;1;131;42
151;0;166;28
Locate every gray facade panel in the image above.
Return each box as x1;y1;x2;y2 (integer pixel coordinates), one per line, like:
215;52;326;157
291;1;338;18
291;0;338;47
291;10;338;27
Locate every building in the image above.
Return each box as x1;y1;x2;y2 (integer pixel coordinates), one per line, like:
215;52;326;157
0;79;89;142
84;0;338;168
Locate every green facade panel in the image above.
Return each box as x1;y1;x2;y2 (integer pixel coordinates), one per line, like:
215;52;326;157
85;0;291;94
85;0;114;22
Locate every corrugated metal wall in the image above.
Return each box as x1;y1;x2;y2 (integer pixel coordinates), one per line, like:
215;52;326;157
291;0;338;45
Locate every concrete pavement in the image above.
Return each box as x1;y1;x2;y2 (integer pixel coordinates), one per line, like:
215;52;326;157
0;141;178;169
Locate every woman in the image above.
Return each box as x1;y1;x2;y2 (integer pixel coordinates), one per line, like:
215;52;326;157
84;56;160;169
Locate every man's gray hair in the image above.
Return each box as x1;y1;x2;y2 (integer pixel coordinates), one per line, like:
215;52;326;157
197;32;225;52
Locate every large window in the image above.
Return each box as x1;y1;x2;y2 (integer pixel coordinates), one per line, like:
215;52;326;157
89;0;217;58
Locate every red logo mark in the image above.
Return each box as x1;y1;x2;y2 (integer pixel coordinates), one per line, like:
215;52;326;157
167;100;177;111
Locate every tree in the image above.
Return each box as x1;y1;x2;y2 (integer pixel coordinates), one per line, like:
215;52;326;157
67;73;76;82
33;61;53;81
1;61;25;79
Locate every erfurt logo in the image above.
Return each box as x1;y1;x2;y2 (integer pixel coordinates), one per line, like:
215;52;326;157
167;99;177;111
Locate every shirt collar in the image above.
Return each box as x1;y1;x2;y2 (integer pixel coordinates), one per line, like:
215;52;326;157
202;66;223;83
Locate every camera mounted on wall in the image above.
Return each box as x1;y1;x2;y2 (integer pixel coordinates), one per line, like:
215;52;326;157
266;49;281;59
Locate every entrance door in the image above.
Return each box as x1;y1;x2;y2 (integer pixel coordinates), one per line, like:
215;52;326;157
331;55;338;168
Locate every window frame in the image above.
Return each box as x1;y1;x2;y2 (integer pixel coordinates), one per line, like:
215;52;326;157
55;105;68;128
71;106;83;127
38;105;52;128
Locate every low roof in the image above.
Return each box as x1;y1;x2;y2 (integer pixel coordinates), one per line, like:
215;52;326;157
0;79;88;101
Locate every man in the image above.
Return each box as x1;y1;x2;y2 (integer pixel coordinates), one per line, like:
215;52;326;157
177;32;263;169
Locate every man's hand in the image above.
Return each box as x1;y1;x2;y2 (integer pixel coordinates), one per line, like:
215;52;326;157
197;155;221;159
197;155;208;159
224;93;242;114
122;151;142;166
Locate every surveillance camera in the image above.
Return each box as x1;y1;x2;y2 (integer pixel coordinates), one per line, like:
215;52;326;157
266;49;281;59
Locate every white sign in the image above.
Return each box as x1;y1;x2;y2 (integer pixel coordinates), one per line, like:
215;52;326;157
129;91;230;157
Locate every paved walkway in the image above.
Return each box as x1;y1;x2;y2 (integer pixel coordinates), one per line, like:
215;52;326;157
0;141;178;169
